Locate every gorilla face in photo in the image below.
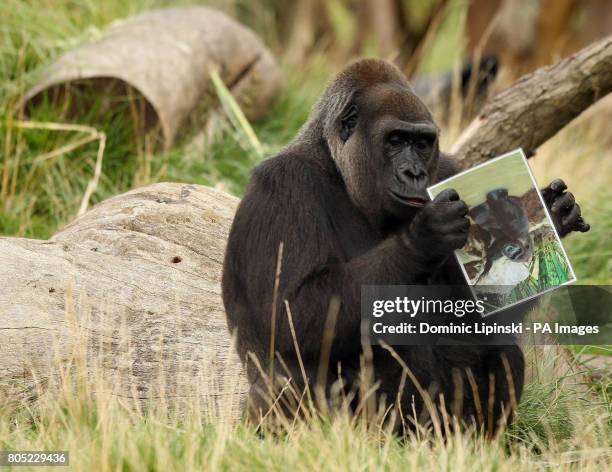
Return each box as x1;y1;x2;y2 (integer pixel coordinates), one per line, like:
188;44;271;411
469;188;533;271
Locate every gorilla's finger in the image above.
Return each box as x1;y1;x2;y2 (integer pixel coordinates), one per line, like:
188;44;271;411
445;233;468;250
444;200;469;216
549;179;567;194
576;217;591;233
437;216;470;234
561;204;580;227
551;192;575;214
434;188;459;203
457;200;469;216
453;217;470;233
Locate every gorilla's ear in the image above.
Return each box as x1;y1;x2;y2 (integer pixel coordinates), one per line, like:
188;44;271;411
486;188;509;203
339;105;358;142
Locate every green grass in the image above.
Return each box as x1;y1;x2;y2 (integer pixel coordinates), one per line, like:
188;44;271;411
0;1;610;470
505;232;574;306
1;0;330;238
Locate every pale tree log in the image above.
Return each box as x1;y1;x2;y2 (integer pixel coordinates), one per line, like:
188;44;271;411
451;34;612;168
0;184;247;421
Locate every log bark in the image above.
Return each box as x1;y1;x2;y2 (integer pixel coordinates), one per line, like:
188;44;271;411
0;183;247;421
452;35;612;167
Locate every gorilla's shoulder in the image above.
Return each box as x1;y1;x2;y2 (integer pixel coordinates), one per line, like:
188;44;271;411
436;152;461;182
250;151;335;193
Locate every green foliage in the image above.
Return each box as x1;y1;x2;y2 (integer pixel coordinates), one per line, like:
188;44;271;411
563;190;612;285
507;233;573;304
0;359;608;471
0;0;328;237
536;238;571;288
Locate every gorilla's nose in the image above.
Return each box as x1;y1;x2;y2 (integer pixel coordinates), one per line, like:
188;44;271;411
398;162;426;182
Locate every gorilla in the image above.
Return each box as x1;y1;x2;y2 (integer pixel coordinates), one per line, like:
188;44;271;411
222;59;589;435
469;188;534;281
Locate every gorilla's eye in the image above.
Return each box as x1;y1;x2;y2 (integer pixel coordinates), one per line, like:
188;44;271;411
340;105;359;141
345;115;357;128
413;138;431;153
387;133;404;147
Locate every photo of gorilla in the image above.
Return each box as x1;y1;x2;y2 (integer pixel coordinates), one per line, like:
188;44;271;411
222;59;590;435
430;151;583;314
468;188;534;284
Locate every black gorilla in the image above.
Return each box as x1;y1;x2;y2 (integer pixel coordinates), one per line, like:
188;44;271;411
469;188;533;280
222;59;589;434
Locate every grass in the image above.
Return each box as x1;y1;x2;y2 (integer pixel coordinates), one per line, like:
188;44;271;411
0;0;610;470
0;338;609;471
506;231;574;306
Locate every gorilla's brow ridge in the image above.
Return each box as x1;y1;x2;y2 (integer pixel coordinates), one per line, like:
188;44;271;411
392;122;439;136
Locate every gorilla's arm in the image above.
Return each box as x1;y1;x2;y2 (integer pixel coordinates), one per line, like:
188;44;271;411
223;157;467;360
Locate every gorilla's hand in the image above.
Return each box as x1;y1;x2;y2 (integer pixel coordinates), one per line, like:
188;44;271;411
407;188;470;257
541;179;590;238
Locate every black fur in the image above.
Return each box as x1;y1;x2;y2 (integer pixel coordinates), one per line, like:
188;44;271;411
470;188;533;279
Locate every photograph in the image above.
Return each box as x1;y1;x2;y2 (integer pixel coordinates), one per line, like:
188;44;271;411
428;149;576;314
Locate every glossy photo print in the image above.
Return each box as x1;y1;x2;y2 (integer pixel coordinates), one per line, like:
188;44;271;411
428;149;576;315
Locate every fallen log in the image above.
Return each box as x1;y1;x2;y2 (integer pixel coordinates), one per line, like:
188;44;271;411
0;184;247;421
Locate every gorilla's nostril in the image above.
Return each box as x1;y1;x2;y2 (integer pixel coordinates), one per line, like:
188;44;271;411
401;163;425;179
398;170;424;185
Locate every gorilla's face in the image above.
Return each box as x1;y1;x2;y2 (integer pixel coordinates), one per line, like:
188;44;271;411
330;81;440;226
471;188;533;263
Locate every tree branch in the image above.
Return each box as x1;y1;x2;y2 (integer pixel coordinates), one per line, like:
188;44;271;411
451;35;612;168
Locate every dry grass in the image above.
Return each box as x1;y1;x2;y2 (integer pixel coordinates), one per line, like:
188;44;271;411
0;335;609;471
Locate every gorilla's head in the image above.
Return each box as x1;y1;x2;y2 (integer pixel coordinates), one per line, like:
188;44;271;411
471;188;533;263
300;59;441;227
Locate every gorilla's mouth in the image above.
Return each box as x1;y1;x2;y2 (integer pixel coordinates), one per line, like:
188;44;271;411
390;191;428;208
